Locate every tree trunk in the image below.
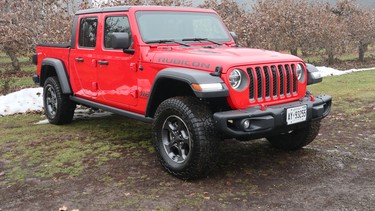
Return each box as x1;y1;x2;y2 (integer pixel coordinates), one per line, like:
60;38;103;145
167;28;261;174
3;47;21;72
358;41;368;62
327;49;335;65
301;49;308;57
290;48;298;56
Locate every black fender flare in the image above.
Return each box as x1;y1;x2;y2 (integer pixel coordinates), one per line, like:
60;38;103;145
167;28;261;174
145;67;229;117
40;58;72;94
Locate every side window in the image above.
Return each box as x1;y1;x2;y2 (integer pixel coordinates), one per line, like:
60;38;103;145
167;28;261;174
79;17;98;48
104;16;131;49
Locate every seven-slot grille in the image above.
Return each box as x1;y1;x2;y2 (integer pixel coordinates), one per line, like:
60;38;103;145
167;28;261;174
246;64;298;102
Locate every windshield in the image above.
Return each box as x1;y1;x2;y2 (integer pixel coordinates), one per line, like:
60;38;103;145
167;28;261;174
135;11;231;43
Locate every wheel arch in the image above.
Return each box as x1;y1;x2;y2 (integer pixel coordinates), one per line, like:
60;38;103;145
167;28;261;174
40;58;72;94
145;77;195;118
145;68;229;118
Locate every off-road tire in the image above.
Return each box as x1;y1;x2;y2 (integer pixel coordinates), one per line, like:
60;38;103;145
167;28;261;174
267;120;321;150
43;77;76;125
152;96;219;180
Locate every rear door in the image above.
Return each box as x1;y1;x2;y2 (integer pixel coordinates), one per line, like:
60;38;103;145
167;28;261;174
96;13;138;107
69;15;100;97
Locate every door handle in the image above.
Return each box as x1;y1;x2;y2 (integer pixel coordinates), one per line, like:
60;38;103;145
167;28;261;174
98;60;109;65
75;57;84;62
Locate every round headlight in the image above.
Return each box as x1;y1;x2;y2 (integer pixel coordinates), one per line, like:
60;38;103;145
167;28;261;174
296;64;304;82
229;69;242;89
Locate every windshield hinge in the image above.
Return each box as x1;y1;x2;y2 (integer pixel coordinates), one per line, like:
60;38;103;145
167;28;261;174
210;66;222;77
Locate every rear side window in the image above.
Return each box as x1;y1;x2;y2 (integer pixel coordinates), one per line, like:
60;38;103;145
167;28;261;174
104;16;131;49
79;17;98;48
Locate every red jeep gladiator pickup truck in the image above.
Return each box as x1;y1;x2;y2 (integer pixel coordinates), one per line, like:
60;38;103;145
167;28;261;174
33;6;331;179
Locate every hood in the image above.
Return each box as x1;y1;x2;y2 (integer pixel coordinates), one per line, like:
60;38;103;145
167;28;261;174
150;46;303;73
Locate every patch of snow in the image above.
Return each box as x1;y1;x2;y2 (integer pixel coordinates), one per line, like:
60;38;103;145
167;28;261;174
0;87;43;116
73;108;113;119
34;119;49;125
34;108;113;125
316;66;375;77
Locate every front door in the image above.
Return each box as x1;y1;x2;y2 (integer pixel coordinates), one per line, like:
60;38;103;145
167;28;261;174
96;14;138;107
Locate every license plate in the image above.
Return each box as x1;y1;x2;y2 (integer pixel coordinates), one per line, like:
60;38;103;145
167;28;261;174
286;105;307;125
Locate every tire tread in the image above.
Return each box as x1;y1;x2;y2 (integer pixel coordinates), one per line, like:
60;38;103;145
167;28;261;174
153;96;218;180
44;76;75;125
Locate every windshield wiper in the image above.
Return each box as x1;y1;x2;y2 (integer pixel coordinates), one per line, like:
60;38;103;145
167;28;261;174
145;39;190;47
182;38;223;46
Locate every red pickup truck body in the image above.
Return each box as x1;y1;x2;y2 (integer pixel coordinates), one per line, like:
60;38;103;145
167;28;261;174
34;6;331;179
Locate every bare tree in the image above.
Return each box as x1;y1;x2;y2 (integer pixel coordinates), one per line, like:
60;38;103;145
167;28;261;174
334;0;375;62
251;0;325;56
147;0;192;6
0;0;90;72
249;0;354;64
312;3;349;65
97;0;145;7
199;0;250;46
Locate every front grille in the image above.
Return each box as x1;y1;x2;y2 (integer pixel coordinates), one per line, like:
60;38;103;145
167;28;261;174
246;63;298;102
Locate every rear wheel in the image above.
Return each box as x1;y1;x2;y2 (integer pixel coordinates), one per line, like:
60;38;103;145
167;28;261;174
43;76;75;124
153;97;219;180
267;120;321;150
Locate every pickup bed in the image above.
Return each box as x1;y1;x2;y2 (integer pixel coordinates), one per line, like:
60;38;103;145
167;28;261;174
33;6;332;179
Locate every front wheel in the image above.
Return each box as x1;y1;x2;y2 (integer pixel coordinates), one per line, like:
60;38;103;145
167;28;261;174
43;77;76;125
267;120;321;150
152;97;219;180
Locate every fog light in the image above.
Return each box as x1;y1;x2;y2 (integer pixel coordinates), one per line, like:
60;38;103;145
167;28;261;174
242;119;251;129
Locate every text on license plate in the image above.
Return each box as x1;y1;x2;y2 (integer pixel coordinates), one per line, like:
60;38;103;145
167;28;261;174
286;105;307;125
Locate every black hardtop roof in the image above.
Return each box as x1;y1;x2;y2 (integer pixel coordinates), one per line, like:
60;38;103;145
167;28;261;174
75;6;131;15
75;6;213;15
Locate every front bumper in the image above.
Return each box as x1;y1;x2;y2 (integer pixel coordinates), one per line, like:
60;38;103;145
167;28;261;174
213;95;332;138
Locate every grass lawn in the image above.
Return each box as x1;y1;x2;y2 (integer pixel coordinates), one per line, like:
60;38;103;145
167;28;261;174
0;114;152;184
309;70;375;123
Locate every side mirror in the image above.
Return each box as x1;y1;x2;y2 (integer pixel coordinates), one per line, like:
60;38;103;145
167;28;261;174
306;63;323;85
110;32;134;54
230;32;239;46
